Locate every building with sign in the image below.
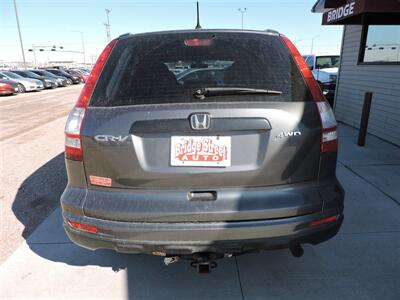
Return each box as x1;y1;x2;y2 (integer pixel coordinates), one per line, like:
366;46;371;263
312;0;400;146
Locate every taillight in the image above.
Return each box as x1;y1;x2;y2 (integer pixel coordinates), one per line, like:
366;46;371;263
64;39;118;161
317;101;338;153
65;107;85;160
280;35;338;153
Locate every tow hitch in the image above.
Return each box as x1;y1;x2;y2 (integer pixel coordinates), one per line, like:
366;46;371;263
163;247;304;273
164;253;224;273
190;255;218;274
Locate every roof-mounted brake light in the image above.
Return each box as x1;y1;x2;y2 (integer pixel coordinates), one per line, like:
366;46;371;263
184;38;213;47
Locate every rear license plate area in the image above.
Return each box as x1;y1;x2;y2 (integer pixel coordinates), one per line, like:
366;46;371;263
170;136;231;167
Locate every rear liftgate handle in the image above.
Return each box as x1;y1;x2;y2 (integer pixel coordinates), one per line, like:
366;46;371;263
188;191;217;201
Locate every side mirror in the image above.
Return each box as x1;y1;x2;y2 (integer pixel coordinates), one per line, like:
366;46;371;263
309;65;314;71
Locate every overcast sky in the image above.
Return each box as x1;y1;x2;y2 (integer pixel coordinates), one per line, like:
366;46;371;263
1;0;343;64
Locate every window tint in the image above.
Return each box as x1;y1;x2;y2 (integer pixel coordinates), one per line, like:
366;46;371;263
90;32;311;107
3;71;22;79
24;71;41;78
315;56;340;69
362;25;400;63
35;70;56;77
303;56;314;69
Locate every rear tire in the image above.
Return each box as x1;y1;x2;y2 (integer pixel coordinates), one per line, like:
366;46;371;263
17;84;25;93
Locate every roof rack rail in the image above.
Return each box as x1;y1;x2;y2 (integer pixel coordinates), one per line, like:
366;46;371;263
264;29;279;34
118;33;130;38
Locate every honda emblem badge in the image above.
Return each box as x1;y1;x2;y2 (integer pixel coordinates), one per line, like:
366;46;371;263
190;113;211;130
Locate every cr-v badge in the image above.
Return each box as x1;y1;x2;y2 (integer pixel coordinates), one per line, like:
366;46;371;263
94;135;130;144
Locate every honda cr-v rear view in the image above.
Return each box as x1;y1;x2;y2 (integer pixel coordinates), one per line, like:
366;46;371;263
61;29;344;271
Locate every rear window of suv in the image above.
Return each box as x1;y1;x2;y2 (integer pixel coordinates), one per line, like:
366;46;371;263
90;31;311;107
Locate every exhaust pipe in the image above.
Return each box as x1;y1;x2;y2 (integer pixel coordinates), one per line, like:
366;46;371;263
290;245;304;258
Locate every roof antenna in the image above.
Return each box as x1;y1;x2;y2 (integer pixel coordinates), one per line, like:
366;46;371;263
195;2;202;29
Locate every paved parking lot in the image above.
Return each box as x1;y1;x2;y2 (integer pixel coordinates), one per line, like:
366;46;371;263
0;89;399;299
0;86;81;263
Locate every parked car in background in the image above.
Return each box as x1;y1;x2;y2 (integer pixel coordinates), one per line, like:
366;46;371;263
0;80;19;95
46;69;81;84
302;54;340;107
74;67;91;75
30;70;68;87
176;67;226;88
0;71;44;92
65;69;88;83
61;30;344;273
12;70;57;89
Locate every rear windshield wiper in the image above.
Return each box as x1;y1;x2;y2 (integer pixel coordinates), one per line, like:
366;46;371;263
193;87;282;99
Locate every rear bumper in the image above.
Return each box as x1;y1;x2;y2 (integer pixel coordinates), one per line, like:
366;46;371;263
61;179;344;255
63;210;343;255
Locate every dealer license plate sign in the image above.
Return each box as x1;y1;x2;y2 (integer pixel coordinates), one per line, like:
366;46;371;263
171;136;231;167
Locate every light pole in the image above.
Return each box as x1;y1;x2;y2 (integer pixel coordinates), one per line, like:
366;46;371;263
311;35;320;54
238;8;247;30
90;54;97;67
12;0;27;68
72;31;86;64
105;9;111;42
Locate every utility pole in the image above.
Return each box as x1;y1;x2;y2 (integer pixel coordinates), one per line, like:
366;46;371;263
238;8;247;30
90;54;97;67
311;35;320;54
72;31;86;64
105;9;111;42
12;0;27;68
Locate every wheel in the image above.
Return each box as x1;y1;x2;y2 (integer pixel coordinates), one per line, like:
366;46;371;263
67;79;73;85
17;83;26;93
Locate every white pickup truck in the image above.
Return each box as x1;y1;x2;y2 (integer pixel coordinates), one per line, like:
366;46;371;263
302;54;340;106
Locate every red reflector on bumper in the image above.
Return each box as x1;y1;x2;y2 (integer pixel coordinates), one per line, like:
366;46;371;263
309;215;339;228
67;220;98;233
89;175;112;187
